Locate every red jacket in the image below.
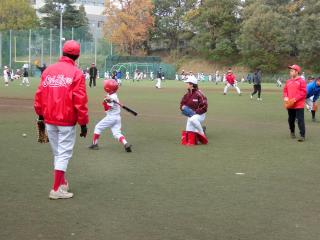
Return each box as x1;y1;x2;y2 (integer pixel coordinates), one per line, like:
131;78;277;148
34;56;89;126
283;77;306;109
226;73;235;84
180;89;208;115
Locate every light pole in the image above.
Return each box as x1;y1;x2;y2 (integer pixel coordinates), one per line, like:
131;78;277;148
53;2;66;56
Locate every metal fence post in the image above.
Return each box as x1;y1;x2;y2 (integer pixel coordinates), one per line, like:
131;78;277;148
49;28;52;64
9;30;12;68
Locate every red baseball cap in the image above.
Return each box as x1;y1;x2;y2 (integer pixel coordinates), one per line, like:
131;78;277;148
63;40;80;56
288;64;301;73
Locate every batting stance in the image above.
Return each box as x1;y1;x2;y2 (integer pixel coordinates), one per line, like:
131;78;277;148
224;68;241;95
180;75;208;144
89;79;132;152
34;40;89;200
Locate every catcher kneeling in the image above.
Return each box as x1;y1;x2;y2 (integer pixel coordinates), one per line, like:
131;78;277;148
180;75;208;145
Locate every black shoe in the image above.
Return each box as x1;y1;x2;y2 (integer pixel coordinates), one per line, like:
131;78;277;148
298;137;305;142
88;144;99;150
124;143;132;152
202;126;207;135
290;133;296;139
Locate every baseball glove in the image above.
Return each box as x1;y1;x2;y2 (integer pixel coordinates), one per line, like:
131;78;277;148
284;99;296;109
37;118;49;143
181;105;195;117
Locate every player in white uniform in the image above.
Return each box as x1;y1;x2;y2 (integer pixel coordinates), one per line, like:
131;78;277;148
89;79;132;152
3;66;9;86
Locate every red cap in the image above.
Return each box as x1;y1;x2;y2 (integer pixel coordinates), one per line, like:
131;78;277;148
288;64;301;73
104;79;119;94
63;40;80;56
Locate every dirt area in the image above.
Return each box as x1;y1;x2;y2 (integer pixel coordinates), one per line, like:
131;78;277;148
0;97;33;112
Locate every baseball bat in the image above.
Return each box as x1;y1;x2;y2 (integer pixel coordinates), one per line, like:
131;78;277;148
104;99;138;116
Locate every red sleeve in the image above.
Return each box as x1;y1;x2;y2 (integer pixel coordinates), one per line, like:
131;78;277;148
34;81;43;116
195;91;208;114
102;101;111;111
295;79;307;102
283;81;288;99
73;72;89;125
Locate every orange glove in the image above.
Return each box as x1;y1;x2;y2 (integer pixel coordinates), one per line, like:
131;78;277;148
313;102;318;111
284;98;296;109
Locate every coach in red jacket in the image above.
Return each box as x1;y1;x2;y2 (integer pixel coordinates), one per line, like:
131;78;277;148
283;64;306;142
34;40;89;199
180;75;208;136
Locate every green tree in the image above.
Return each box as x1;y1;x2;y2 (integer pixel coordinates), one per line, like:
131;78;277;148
151;0;197;51
0;0;38;30
39;0;91;39
237;1;292;71
296;0;320;71
187;0;241;61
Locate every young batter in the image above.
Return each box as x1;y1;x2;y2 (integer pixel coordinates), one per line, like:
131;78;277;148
89;79;132;152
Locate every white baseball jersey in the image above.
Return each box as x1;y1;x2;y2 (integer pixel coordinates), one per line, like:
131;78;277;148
105;93;121;116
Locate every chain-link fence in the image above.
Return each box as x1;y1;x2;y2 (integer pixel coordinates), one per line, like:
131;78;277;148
0;26;112;77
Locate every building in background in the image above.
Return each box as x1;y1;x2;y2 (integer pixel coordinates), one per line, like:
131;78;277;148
30;0;105;35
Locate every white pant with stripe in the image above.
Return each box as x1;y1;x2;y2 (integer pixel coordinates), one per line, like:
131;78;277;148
46;124;76;172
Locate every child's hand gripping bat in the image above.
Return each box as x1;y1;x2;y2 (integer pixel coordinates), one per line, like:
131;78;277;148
104;97;138;116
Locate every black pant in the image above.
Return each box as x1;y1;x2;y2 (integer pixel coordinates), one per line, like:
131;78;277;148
89;76;96;87
288;108;305;137
251;84;261;98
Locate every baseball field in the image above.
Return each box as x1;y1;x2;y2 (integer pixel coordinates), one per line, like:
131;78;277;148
1;79;320;240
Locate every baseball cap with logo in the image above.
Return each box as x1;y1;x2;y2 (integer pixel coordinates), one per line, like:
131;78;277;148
184;75;198;85
63;40;80;56
288;64;301;73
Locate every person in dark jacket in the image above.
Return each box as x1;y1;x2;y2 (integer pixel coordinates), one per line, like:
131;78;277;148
180;75;208;136
89;63;98;87
251;68;262;100
36;63;47;75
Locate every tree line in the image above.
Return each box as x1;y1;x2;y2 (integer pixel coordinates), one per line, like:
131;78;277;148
1;0;319;72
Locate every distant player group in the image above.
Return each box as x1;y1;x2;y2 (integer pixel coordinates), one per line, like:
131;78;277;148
25;39;320;200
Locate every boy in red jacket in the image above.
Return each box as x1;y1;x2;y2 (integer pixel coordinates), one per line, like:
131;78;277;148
283;64;307;142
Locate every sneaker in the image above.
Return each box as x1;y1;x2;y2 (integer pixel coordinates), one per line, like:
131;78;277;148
88;144;99;150
250;95;253;99
60;182;69;192
223;93;226;95
124;143;132;152
257;98;262;101
290;133;296;139
298;137;305;142
49;187;73;200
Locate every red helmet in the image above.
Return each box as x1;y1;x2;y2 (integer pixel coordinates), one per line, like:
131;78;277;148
63;40;80;56
104;79;119;94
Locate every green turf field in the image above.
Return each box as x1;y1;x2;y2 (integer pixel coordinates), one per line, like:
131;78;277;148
1;78;320;240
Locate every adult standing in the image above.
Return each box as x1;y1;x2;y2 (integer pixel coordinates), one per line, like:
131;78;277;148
155;67;163;89
283;64;306;142
251;68;262;100
89;63;98;87
34;40;89;199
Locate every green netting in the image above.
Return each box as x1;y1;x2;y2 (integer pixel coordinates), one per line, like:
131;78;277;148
105;55;176;79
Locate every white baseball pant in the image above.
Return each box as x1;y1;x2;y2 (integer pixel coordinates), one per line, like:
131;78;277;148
306;96;314;112
186;114;206;134
224;83;241;94
94;115;124;140
22;77;30;86
46;124;76;172
156;78;161;88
